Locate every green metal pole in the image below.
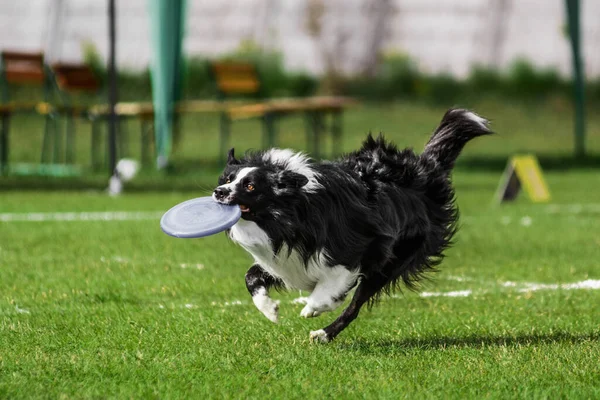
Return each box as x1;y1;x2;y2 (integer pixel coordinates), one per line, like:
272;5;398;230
108;0;118;175
565;0;585;157
148;0;187;169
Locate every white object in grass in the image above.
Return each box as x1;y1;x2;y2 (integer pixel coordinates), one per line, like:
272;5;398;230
116;159;139;182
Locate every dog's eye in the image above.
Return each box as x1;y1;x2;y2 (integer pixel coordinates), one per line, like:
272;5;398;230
246;183;255;191
226;179;231;184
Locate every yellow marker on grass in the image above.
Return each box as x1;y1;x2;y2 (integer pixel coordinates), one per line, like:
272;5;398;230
497;155;551;203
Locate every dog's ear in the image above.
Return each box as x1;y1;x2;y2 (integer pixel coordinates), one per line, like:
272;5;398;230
277;170;309;190
227;148;240;165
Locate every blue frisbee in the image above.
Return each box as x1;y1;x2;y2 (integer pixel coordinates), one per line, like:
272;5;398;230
160;197;242;238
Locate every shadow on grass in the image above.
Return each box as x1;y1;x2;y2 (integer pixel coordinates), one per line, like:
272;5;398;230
338;331;600;353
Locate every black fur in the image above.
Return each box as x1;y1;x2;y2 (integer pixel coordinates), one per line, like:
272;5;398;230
215;108;492;341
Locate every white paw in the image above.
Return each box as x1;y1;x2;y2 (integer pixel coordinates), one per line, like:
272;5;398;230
309;329;330;343
261;299;280;323
252;289;280;323
300;304;322;318
299;298;343;318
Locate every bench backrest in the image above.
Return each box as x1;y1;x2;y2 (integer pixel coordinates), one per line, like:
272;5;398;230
51;63;100;93
210;62;261;98
1;51;46;85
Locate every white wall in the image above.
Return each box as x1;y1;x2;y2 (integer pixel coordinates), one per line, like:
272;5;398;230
0;0;598;78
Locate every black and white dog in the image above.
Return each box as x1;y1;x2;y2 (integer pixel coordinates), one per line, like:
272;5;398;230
213;108;492;342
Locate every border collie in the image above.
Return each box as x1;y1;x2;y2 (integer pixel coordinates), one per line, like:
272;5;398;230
212;108;492;342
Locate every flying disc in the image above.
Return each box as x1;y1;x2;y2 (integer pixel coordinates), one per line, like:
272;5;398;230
160;197;242;238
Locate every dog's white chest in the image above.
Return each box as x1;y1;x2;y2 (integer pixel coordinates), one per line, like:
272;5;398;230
229;220;326;291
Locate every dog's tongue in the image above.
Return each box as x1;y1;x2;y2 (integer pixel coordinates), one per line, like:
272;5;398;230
239;205;250;213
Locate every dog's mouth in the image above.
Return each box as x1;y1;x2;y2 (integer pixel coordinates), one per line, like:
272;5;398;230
213;194;251;214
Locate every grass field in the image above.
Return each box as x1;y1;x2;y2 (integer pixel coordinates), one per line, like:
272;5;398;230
1;101;600;398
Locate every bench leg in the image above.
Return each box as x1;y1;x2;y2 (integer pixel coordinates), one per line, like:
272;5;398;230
331;110;343;157
0;113;9;175
262;113;277;149
106;119;114;168
311;112;324;160
51;115;60;164
304;112;313;154
141;119;153;167
66;113;76;164
219;113;231;164
41;114;54;164
118;118;128;159
91;118;102;170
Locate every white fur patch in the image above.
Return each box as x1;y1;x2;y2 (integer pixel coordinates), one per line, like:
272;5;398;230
300;305;322;318
231;220;359;293
229;219;272;250
251;287;279;323
263;148;323;192
230;219;360;311
213;167;257;203
300;267;358;318
463;110;489;129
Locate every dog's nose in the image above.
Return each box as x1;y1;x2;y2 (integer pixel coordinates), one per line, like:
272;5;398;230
213;187;230;200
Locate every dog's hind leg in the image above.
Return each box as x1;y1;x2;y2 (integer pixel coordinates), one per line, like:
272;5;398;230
300;266;359;318
309;273;388;343
245;264;283;323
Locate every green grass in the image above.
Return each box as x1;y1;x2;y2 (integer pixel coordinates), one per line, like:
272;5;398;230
1;101;600;398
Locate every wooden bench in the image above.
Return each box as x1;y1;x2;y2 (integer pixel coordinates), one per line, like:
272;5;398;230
0;51;55;174
50;62;103;166
1;58;356;174
52;63;101;93
209;61;356;162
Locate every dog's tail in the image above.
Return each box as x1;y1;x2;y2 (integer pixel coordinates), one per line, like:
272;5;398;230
421;108;492;171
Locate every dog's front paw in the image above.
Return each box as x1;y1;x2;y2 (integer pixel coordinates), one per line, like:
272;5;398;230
309;329;331;343
252;291;280;323
300;297;343;318
261;299;280;323
300;304;322;318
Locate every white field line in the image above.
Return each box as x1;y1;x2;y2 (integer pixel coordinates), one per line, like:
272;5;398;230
546;204;600;214
444;275;474;282
2;203;599;223
0;211;163;222
166;278;600;311
502;279;600;292
420;290;473;298
15;305;30;314
11;278;589;314
15;276;598;314
417;279;600;298
210;300;243;307
180;263;205;270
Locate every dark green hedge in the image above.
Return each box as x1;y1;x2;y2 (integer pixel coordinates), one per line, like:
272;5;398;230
7;43;595;105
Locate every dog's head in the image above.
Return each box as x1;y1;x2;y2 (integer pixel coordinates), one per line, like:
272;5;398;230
213;148;320;221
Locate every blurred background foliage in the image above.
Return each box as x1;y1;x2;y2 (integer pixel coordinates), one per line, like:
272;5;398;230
66;40;599;106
